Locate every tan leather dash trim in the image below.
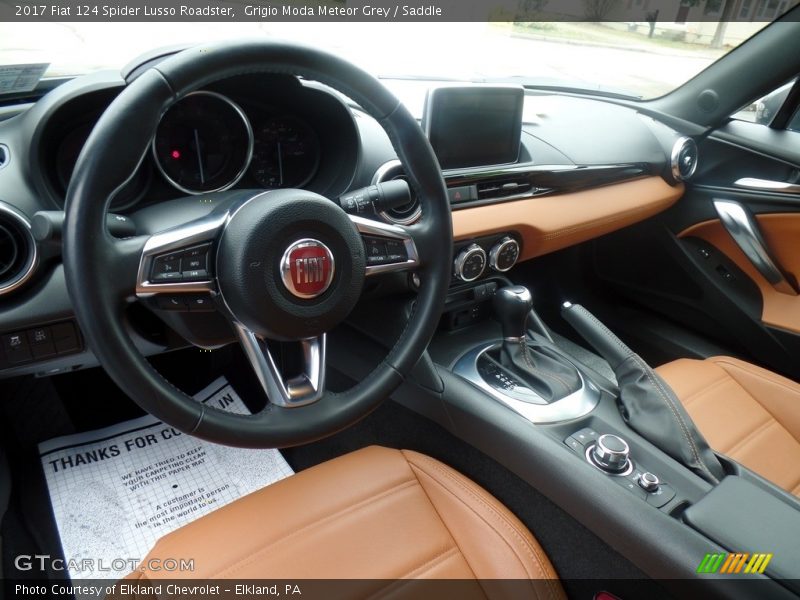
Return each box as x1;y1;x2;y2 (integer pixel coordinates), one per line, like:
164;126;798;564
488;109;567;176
452;176;683;261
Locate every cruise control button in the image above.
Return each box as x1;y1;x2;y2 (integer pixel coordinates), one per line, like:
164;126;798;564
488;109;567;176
384;239;408;262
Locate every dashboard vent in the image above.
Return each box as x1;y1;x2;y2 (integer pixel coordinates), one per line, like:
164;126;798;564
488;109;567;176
0;202;37;295
0;144;8;171
671;137;698;182
371;160;421;225
476;178;532;200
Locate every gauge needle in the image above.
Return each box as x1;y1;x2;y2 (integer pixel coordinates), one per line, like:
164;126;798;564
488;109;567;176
277;141;284;187
194;129;205;184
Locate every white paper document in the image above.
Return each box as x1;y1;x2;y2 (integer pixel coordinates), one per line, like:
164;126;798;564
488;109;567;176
39;378;294;581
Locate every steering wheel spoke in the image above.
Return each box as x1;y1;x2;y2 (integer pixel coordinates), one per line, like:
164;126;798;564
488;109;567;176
349;214;420;277
135;212;227;298
234;323;326;408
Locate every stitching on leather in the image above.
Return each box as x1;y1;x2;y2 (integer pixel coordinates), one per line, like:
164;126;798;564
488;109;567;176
723;418;776;456
574;306;716;482
680;375;731;407
209;478;417;578
518;338;572;395
405;453;558;600
540;197;667;241
365;547;464;600
712;358;800;444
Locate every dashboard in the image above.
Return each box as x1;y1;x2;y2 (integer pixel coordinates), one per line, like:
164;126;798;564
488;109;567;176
0;52;694;379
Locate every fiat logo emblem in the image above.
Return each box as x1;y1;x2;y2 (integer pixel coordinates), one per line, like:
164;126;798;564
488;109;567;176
280;239;335;299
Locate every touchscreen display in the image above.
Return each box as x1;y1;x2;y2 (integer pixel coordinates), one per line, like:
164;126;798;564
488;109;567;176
423;86;524;170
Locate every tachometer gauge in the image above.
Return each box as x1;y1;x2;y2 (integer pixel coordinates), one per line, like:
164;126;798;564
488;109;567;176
153;91;253;194
250;116;320;188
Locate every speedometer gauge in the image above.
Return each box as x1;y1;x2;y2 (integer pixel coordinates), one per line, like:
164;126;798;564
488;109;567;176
250;116;320;188
153;91;253;194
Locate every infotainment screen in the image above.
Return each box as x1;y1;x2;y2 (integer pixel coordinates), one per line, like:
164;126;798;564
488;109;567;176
421;85;524;170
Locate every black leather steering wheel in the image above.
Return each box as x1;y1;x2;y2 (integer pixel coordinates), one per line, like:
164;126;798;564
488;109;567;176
62;40;452;448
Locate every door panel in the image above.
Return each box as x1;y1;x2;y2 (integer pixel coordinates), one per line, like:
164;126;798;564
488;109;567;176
589;124;800;380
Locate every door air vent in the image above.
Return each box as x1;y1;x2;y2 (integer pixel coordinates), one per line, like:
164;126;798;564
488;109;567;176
371;160;421;225
671;137;698;182
0;144;8;171
0;202;37;295
476;178;533;200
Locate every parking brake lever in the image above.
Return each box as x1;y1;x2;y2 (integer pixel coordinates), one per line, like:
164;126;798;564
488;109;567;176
561;301;725;485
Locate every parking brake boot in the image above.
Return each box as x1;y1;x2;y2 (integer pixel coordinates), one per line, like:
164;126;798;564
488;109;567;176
561;302;725;484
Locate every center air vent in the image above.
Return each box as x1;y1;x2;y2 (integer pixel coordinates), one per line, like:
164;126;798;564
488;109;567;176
371;160;421;225
476;178;533;200
671;137;698;182
0;202;37;295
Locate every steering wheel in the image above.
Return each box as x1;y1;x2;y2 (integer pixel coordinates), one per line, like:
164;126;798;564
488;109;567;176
62;40;452;448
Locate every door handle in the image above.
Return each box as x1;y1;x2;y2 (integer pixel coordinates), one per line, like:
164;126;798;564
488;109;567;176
713;200;798;296
734;177;800;194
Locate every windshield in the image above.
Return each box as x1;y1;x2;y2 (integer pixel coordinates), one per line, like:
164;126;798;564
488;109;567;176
0;20;778;99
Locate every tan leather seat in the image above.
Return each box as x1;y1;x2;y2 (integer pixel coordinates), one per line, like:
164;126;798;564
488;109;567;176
127;446;564;598
657;356;800;496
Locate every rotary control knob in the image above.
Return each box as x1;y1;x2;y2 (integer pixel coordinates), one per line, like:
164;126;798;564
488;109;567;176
590;434;630;473
638;472;660;492
489;237;520;272
454;243;487;282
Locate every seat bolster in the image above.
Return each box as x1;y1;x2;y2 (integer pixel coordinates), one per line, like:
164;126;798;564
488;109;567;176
402;450;564;598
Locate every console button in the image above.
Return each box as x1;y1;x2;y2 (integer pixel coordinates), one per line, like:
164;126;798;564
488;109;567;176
646;483;676;508
638;472;661;493
51;322;80;354
2;331;32;363
573;427;598;446
564;436;583;453
447;185;475;203
28;327;56;359
620;478;647;499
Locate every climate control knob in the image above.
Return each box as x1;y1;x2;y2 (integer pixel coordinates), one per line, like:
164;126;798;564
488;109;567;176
590;434;630;473
454;243;487;282
489;236;520;272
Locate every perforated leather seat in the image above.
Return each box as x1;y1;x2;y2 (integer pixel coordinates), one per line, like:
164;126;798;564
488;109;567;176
657;356;800;496
126;446;565;599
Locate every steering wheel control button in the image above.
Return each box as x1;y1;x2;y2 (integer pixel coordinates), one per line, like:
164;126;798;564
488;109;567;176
638;472;661;493
151;251;184;281
281;239;335;300
646;483;676;508
187;295;215;312
182;245;210;272
363;236;388;265
157;295;189;311
454;243;487;282
488;237;520;272
589;434;631;474
181;268;209;281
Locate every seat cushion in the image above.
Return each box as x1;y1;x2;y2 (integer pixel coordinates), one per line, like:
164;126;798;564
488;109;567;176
656;356;800;496
126;446;564;599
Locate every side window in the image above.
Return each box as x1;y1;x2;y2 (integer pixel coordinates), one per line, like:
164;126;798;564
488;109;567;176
732;79;795;126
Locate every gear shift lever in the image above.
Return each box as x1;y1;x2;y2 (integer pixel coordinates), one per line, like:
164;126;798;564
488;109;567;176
492;286;581;402
493;286;533;340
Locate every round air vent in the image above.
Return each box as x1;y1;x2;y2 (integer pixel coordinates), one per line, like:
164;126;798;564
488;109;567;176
0;144;9;171
0;202;37;295
671;137;698;182
371;159;421;225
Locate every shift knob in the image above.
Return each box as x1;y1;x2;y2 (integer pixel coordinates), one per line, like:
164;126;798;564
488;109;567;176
493;285;533;339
